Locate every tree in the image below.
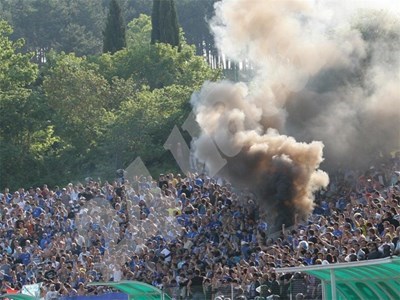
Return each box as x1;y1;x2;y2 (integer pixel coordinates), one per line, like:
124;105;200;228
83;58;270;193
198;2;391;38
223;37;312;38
0;13;222;188
0;0;106;62
94;14;219;89
0;20;52;189
126;14;152;49
0;0;223;66
104;42;219;89
176;0;217;57
0;21;37;100
103;0;126;54
104;84;194;175
151;0;180;49
42;52;113;178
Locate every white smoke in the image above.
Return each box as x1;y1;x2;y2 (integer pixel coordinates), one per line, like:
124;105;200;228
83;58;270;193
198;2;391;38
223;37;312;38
190;0;400;225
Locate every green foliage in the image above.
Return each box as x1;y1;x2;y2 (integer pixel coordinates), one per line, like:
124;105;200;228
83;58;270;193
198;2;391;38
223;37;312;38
126;14;152;48
105;84;193;172
0;20;37;100
0;0;105;60
42;52;114;176
0;0;222;67
151;0;161;44
0;20;41;188
151;0;180;49
103;42;219;89
93;13;219;89
176;0;217;56
103;0;126;54
29;125;61;160
0;17;221;189
58;23;101;57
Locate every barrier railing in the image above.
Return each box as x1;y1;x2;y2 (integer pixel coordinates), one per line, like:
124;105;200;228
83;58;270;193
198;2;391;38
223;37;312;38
161;273;322;300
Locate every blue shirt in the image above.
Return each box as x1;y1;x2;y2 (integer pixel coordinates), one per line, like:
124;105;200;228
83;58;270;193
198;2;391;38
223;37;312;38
333;229;343;237
19;253;31;265
33;207;44;218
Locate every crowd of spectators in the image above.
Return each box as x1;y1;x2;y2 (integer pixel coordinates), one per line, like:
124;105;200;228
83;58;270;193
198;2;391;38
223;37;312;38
0;153;399;300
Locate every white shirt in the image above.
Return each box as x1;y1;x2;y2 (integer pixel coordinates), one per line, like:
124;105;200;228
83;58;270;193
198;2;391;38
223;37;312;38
160;248;171;262
113;267;122;282
45;291;58;300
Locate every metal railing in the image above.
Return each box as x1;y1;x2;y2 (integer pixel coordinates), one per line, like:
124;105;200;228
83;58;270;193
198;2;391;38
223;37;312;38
163;274;322;300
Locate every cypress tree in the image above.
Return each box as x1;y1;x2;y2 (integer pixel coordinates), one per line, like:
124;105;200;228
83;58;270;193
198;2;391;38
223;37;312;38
151;0;180;49
151;0;161;44
103;0;126;54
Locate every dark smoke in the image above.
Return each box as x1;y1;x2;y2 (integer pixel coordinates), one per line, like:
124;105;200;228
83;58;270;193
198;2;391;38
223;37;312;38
222;150;296;228
190;81;328;227
190;0;400;228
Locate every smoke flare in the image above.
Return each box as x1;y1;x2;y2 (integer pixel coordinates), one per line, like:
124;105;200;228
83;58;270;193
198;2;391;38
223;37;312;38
191;0;400;227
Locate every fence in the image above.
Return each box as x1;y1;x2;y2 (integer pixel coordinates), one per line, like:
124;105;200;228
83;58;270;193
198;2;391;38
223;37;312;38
165;273;322;300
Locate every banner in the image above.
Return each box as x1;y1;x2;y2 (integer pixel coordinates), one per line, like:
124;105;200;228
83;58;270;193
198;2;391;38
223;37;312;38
60;293;128;300
21;282;42;298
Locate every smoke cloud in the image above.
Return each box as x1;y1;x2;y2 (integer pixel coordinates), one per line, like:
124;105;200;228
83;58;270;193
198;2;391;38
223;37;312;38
190;0;400;227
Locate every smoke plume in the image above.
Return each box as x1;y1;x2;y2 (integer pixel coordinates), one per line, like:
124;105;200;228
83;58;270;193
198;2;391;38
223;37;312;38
191;0;400;227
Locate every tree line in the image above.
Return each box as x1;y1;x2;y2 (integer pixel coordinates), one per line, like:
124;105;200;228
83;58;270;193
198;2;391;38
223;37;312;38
0;0;221;190
0;0;219;65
